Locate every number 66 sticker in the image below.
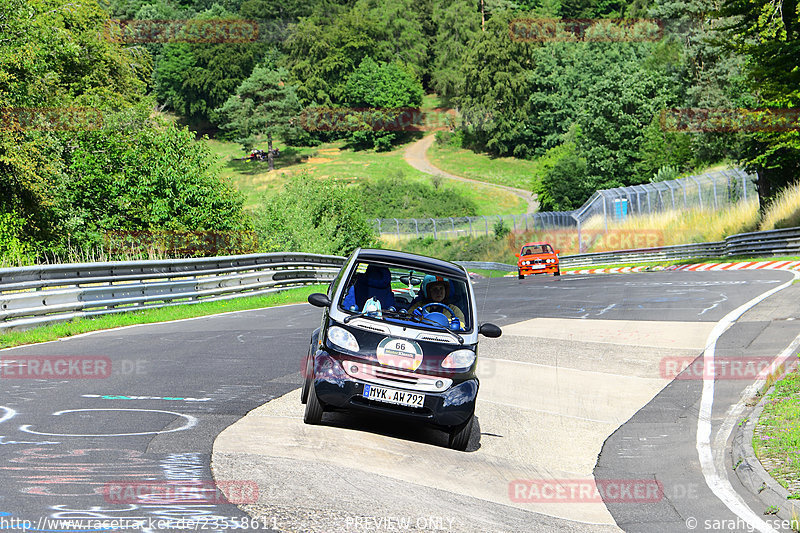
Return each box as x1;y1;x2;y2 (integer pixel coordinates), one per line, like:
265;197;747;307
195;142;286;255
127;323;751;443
376;338;423;371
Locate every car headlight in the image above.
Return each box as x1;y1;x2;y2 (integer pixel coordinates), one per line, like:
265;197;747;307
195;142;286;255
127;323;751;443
442;349;476;370
327;326;359;352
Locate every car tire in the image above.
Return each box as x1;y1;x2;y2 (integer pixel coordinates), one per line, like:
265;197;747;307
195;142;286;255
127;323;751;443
304;381;324;425
518;270;524;280
300;352;312;404
448;415;474;451
554;269;560;276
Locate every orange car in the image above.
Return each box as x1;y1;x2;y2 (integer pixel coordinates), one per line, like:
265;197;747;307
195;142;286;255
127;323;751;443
516;242;560;278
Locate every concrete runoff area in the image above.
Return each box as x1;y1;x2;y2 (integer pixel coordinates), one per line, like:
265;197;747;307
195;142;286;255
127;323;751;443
212;318;716;532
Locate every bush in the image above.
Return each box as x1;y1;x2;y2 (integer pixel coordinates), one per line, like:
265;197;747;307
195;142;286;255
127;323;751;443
435;130;464;148
493;219;509;239
52;106;251;255
253;173;376;255
0;210;35;265
356;171;477;218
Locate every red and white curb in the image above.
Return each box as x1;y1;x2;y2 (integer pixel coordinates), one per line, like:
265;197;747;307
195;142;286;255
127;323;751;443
563;266;657;275
562;260;800;275
669;260;800;272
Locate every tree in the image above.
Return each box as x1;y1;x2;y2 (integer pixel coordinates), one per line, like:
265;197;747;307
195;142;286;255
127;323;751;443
153;6;266;125
52;105;250;253
342;57;424;150
430;0;480;100
216;66;302;170
534;141;592;211
0;0;149;245
284;0;427;106
715;0;800;202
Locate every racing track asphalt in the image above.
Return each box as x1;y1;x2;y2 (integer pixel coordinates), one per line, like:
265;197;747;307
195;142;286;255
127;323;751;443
0;269;795;532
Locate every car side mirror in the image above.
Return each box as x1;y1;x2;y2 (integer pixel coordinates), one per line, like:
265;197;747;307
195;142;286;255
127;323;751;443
555;249;561;254
308;293;331;308
515;253;520;258
479;323;502;338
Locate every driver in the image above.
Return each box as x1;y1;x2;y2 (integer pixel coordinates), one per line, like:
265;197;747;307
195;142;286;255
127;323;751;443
409;275;465;325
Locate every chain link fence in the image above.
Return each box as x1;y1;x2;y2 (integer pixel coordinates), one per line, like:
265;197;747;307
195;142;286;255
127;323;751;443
372;212;576;241
372;168;757;242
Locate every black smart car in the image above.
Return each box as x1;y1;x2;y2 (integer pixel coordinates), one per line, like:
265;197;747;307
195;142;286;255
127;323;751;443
302;248;501;450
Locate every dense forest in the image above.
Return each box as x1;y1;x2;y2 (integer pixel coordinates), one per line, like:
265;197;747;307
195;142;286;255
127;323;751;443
1;0;798;260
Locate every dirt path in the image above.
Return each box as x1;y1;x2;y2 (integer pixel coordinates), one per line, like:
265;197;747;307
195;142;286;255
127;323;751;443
403;134;539;214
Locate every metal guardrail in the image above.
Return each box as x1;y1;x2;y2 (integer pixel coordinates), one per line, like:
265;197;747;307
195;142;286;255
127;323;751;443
562;227;800;267
457;227;800;272
455;261;517;272
0;253;345;333
560;241;727;268
2;227;797;332
723;227;800;257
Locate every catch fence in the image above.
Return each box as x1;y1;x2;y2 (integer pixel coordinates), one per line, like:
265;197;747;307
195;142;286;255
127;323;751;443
372;168;757;247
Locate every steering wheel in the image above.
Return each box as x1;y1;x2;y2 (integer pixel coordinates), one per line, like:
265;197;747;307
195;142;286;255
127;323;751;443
419;302;457;317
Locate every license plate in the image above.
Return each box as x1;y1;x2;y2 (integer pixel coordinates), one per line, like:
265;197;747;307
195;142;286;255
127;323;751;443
362;384;425;407
529;264;545;269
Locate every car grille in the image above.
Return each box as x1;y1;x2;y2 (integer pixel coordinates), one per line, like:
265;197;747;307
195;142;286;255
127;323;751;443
342;360;452;392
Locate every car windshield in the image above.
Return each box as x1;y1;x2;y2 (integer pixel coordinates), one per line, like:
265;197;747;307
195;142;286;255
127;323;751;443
523;244;552;254
338;261;472;331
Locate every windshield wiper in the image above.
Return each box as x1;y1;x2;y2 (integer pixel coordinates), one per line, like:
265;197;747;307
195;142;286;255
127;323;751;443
403;313;464;344
344;308;464;344
343;309;384;323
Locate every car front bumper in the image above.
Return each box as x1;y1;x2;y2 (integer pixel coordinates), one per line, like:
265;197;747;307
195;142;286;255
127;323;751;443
519;264;559;275
311;351;477;428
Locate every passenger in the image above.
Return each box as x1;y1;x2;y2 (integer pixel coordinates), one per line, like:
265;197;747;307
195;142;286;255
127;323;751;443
409;275;465;326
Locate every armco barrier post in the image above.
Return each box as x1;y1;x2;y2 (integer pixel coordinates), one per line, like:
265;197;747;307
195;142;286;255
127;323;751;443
431;218;437;240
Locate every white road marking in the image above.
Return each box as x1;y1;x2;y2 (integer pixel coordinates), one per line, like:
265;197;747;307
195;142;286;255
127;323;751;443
0;406;16;425
698;292;728;316
19;408;198;437
696;270;799;533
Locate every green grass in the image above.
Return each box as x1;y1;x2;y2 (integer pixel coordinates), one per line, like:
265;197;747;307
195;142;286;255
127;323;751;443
760;179;800;230
209;136;527;216
753;359;800;495
0;285;325;349
206;139;318;210
465;268;513;278
428;143;542;191
297;140;526;215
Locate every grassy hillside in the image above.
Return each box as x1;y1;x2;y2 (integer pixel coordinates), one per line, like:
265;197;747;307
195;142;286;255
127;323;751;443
427;142;543;190
206;138;528;216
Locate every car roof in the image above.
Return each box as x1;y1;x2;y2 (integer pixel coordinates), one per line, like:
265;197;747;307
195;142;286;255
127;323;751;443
354;249;467;280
